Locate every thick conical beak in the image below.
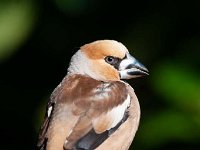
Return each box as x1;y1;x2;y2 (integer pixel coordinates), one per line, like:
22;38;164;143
119;53;149;79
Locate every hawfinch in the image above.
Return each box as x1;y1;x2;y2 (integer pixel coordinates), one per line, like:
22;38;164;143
37;40;148;150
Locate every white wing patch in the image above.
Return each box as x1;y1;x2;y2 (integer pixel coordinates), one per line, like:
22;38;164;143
47;106;53;117
92;94;131;133
109;94;131;128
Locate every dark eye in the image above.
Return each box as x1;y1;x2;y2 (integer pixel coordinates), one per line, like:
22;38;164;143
105;56;122;69
105;56;115;64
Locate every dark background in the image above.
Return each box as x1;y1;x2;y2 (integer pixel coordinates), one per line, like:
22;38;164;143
0;0;200;149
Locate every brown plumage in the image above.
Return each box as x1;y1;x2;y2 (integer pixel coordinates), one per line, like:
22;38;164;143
37;40;148;150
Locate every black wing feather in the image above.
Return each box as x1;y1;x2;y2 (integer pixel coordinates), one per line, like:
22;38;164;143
72;110;129;150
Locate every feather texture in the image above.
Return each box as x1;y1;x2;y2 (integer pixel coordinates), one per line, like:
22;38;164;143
37;74;133;150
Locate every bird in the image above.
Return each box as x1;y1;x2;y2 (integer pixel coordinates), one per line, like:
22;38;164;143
37;40;148;150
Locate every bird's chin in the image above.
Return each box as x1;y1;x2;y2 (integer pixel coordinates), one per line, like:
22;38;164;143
119;68;149;80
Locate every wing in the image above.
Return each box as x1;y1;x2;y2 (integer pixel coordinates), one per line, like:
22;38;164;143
62;76;130;150
95;83;141;150
37;75;82;150
72;110;129;150
37;74;130;150
37;100;55;150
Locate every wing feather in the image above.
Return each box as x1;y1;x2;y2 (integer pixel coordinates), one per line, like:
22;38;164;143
37;101;55;150
64;77;130;149
37;74;130;150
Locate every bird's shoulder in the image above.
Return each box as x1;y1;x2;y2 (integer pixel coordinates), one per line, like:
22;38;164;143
51;74;128;109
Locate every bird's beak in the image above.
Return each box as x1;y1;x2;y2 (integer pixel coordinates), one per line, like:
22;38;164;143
119;53;149;79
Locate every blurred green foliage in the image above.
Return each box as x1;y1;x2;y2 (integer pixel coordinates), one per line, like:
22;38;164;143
152;63;200;113
136;62;200;149
0;0;36;62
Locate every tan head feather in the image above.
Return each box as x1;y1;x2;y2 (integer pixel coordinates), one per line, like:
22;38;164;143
80;40;128;81
81;40;127;60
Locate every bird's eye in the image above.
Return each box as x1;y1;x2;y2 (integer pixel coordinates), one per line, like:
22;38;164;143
105;56;115;64
105;56;121;69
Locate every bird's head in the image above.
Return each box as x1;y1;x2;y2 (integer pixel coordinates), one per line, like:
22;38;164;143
68;40;148;81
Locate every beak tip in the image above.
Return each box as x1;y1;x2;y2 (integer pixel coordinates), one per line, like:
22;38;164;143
144;72;149;76
143;69;149;76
